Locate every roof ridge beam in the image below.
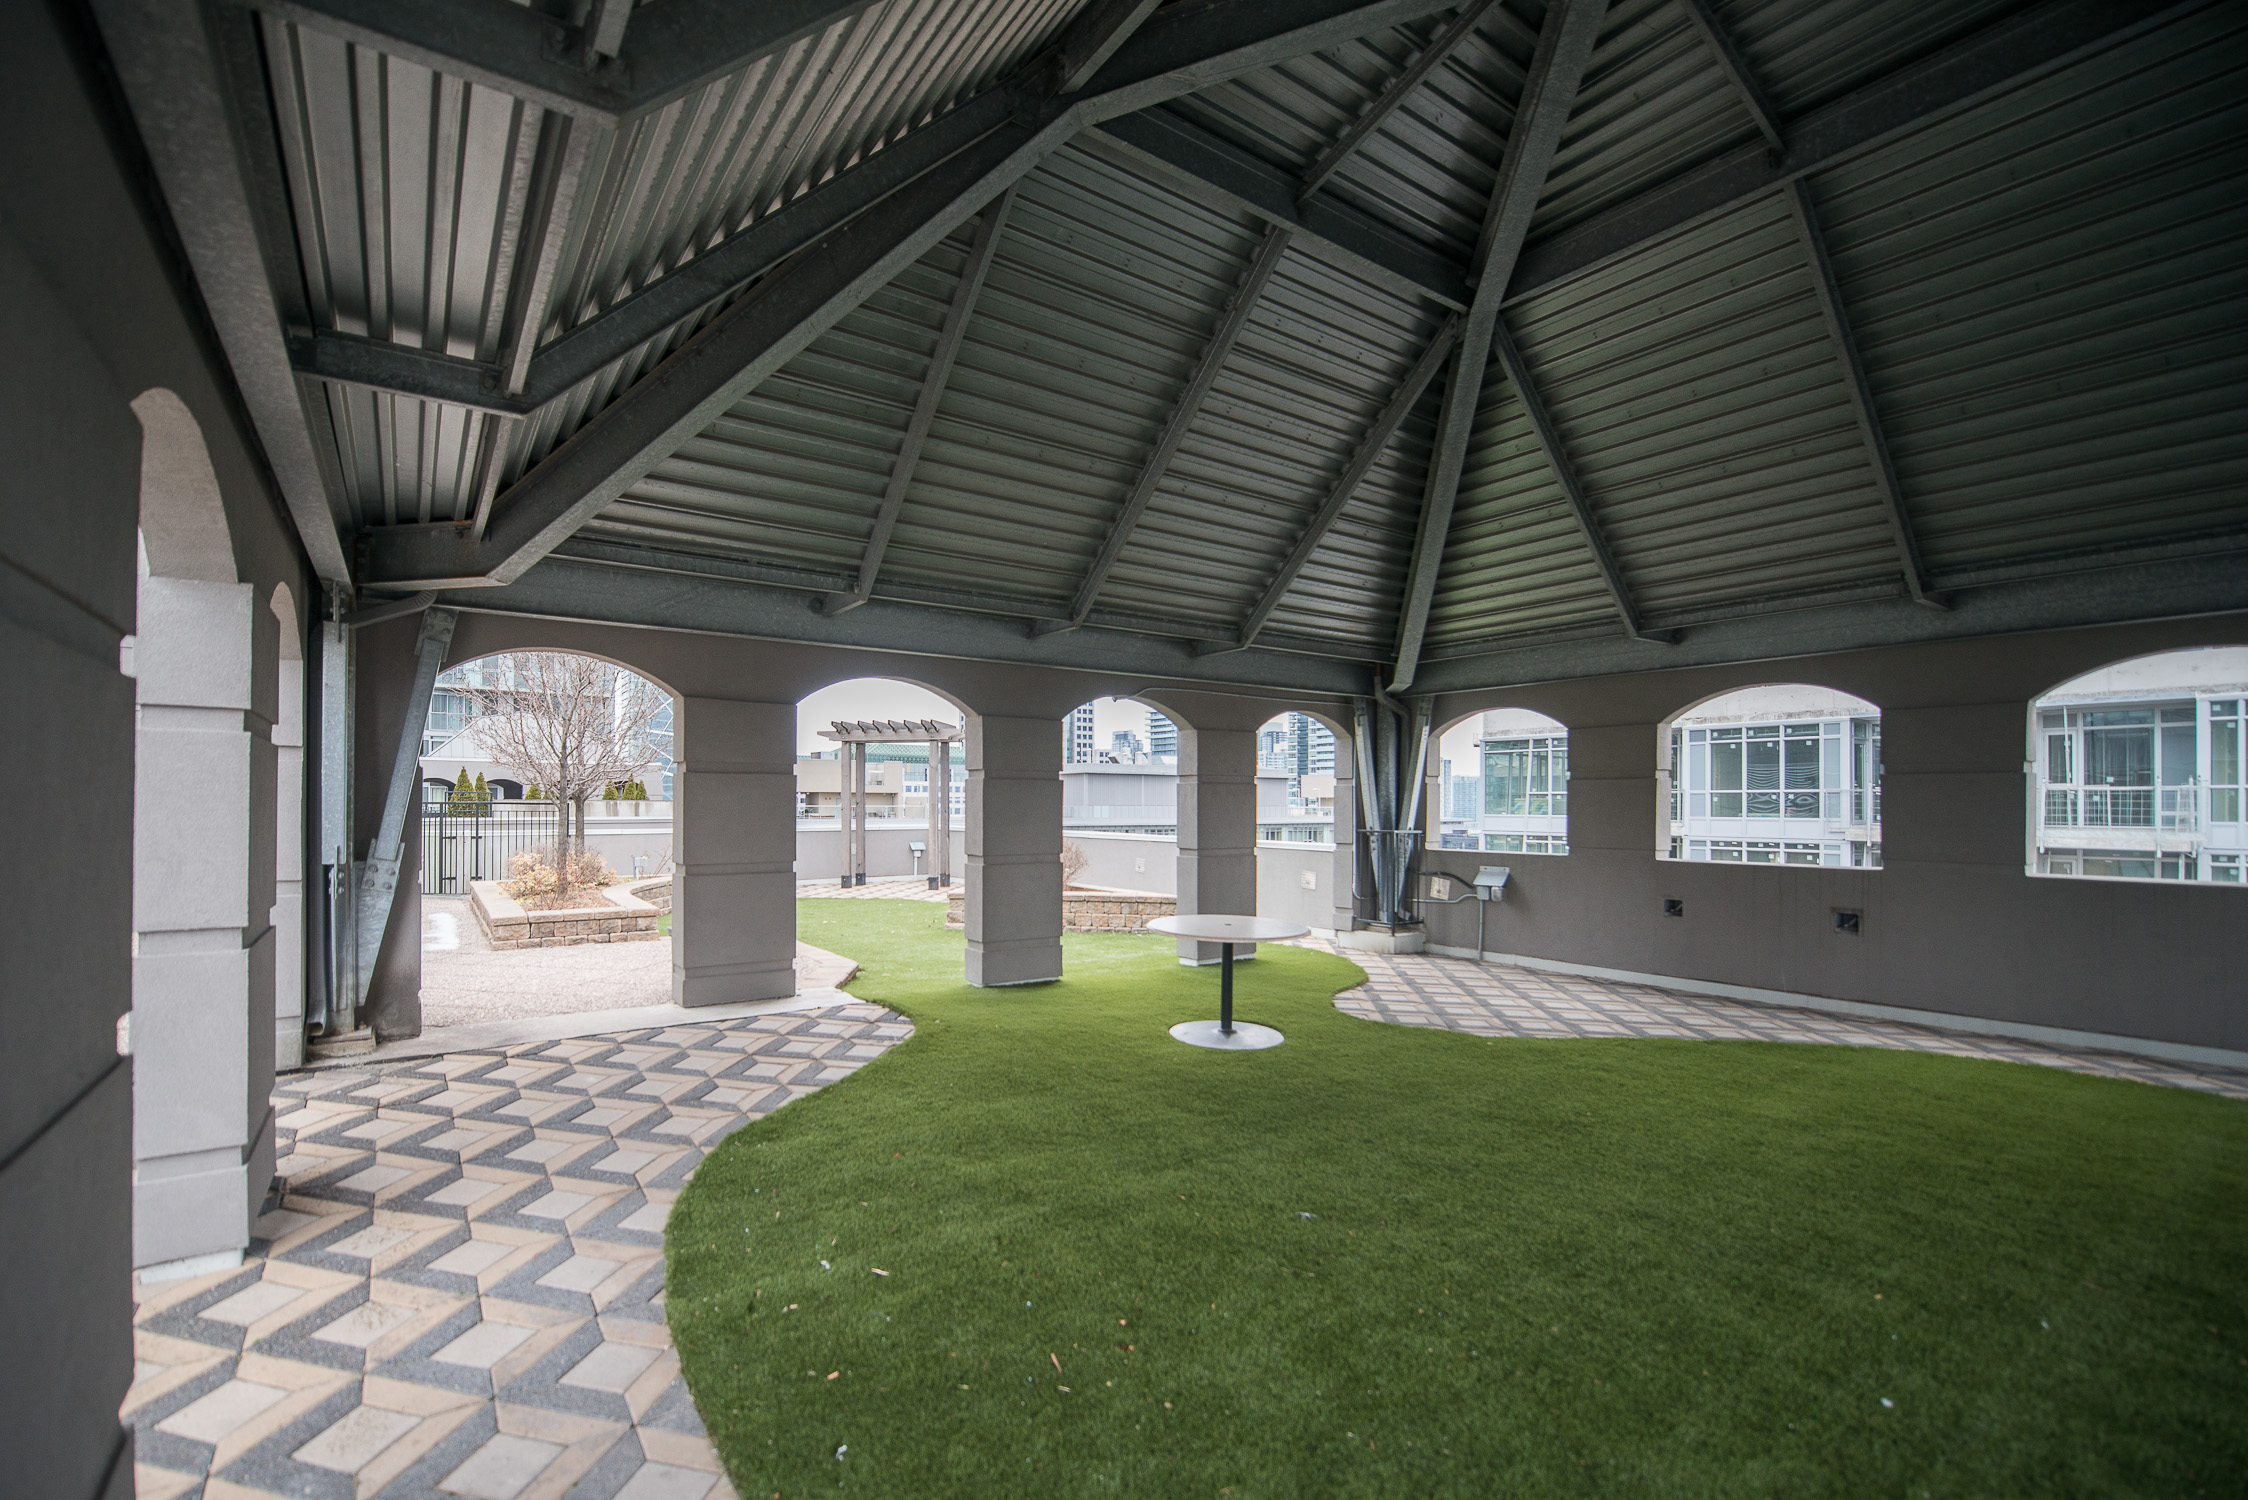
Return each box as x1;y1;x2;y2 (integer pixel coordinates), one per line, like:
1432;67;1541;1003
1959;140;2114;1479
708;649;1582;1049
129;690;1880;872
1043;223;1296;634
1389;0;1608;694
1490;317;1663;640
1783;179;1942;608
1675;0;1785;154
822;187;1018;616
1298;0;1497;201
1235;314;1461;649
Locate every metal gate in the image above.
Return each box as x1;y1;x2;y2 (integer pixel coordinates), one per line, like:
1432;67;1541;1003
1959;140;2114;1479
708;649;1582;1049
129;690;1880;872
419;799;560;895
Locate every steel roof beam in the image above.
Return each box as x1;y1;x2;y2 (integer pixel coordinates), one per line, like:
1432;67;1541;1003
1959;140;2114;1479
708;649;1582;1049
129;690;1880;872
822;187;1018;616
1055;0;1166;93
1299;0;1497;200
1233;314;1461;650
1388;0;1607;694
361;0;1448;589
1043;224;1296;634
1508;0;2189;305
289;333;526;415
1783;178;1941;608
1675;0;1784;154
1490;317;1661;640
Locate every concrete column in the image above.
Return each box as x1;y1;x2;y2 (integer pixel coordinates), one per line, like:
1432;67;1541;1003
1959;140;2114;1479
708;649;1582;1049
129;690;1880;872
272;653;305;1069
132;576;277;1271
1330;731;1360;936
1176;724;1261;965
673;696;797;1005
966;713;1062;986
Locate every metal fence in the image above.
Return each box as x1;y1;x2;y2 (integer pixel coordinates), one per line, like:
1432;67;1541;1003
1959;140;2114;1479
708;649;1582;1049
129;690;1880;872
419;799;560;895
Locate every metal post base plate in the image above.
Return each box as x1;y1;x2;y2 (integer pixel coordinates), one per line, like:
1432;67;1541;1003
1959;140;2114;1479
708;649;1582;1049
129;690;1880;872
1169;1020;1284;1050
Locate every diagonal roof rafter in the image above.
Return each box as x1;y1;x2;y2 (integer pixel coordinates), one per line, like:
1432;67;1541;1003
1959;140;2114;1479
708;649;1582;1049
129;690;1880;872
1039;222;1298;635
1782;177;1942;609
1297;0;1498;202
821;187;1019;616
1674;0;1785;154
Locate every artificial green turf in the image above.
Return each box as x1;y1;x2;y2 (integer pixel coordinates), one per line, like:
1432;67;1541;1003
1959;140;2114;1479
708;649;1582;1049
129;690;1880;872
667;899;2248;1498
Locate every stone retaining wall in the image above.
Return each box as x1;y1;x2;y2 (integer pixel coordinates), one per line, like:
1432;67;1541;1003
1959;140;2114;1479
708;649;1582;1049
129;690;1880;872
945;887;1175;933
471;881;663;949
626;875;673;913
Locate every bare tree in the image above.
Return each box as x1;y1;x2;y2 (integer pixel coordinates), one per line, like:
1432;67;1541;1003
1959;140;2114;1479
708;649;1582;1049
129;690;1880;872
459;653;666;883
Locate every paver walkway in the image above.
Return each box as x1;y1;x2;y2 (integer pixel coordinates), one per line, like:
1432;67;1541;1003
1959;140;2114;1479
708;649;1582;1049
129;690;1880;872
128;1003;910;1500
1304;941;2248;1100
796;877;949;901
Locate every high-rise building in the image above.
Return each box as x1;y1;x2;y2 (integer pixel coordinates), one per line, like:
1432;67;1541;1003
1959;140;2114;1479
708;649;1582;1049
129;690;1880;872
1287;712;1335;776
1110;729;1146;761
1065;703;1097;765
1147;709;1178;760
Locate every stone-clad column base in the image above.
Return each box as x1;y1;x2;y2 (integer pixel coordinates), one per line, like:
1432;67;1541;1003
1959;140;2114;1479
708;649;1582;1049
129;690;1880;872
673;697;798;1005
967;714;1063;986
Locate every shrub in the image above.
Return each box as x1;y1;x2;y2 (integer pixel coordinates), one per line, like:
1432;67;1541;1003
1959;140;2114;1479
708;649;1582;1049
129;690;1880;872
1060;840;1089;886
499;847;620;910
471;772;492;817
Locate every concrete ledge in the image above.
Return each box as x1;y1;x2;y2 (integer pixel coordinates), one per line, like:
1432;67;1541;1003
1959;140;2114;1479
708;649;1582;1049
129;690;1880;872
626;875;673;912
1426;945;2248;1072
946;887;1175;932
471;880;661;948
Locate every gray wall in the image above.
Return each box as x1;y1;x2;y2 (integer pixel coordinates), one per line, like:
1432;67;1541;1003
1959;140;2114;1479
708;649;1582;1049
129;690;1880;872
1257;841;1340;933
1068;831;1177;894
798;822;967;883
0;1;313;1492
1420;614;2248;1055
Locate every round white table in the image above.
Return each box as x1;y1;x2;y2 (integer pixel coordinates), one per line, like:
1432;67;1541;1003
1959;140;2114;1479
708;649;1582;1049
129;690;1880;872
1146;913;1310;1050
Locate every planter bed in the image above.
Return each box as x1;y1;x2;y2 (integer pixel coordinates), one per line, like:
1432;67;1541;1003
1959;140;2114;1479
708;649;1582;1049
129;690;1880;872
470;880;663;949
945;886;1175;933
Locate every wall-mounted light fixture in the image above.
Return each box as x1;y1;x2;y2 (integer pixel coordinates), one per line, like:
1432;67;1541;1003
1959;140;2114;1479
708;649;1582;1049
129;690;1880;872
1663;898;1684;918
1832;909;1861;935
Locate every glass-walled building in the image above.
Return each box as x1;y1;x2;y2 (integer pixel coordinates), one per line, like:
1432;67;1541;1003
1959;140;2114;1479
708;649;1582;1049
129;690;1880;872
1666;686;1882;867
1481;709;1569;855
2032;649;2248;883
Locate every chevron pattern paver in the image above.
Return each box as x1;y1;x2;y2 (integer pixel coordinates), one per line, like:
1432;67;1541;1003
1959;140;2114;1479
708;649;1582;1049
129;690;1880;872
1304;941;2248;1100
128;1003;910;1500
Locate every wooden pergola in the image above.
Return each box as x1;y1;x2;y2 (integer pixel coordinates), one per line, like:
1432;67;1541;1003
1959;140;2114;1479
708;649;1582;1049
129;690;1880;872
817;719;964;888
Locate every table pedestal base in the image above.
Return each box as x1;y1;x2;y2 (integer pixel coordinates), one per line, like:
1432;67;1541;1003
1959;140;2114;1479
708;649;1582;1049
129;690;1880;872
1168;1020;1284;1051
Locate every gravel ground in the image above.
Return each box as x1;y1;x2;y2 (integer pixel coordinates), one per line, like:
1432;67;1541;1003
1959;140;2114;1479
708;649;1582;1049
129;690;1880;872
420;895;853;1029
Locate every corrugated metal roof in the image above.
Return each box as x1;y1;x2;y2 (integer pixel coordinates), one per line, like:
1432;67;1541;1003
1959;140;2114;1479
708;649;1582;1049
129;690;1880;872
262;0;1085;527
1814;2;2248;576
1478;188;1901;624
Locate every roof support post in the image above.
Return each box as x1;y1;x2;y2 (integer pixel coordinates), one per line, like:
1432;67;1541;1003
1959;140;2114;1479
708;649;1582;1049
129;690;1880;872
1298;0;1496;201
1489;317;1661;640
823;188;1018;615
350;606;455;1017
1675;0;1785;153
1388;0;1607;693
1042;223;1296;633
1784;178;1942;607
1234;314;1461;649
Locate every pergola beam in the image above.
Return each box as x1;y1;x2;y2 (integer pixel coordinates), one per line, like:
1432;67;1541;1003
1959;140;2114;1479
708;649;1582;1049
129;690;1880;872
1490;317;1656;640
1674;0;1785;154
1235;314;1460;648
1049;224;1295;632
1298;0;1496;200
823;188;1018;615
1389;0;1607;693
1783;178;1940;607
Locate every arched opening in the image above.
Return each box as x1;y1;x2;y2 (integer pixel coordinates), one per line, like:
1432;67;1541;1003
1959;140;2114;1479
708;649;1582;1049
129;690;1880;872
1058;696;1182;897
1254;710;1339;845
413;649;681;1033
270;584;306;1070
2029;646;2248;884
796;676;969;891
1660;685;1883;867
1462;708;1571;857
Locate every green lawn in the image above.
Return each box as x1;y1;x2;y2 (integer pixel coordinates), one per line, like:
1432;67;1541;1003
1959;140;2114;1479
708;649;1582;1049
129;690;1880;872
666;899;2248;1498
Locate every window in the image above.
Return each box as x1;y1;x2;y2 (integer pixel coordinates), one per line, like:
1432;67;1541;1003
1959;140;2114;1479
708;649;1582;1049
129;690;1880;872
1663;685;1879;867
2031;648;2248;883
1473;709;1570;855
